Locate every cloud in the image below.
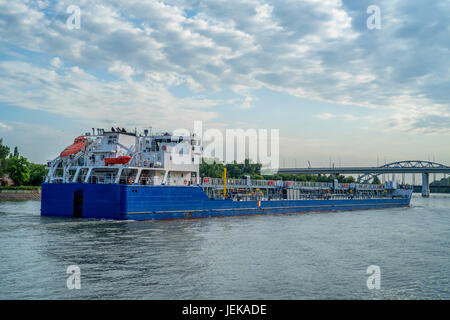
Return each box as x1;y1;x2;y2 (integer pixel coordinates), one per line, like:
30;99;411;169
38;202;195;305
0;0;448;134
0;60;220;130
108;61;135;82
0;121;12;131
239;95;255;109
342;114;358;121
316;113;336;120
316;113;360;121
411;115;450;134
50;57;63;68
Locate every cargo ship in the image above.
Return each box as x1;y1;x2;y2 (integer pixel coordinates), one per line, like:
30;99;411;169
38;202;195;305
41;128;413;220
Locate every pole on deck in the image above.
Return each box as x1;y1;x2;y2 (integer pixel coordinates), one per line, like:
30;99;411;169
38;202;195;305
223;167;227;198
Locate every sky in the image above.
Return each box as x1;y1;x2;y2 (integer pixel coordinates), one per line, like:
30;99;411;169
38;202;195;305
0;0;449;170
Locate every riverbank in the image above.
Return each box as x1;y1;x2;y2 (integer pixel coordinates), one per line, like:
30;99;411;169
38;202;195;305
0;188;41;201
413;185;450;193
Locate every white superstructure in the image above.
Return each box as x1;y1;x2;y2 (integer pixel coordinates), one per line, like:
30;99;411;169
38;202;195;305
45;128;202;185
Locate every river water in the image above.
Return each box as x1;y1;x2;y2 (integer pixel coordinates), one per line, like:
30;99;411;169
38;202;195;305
0;194;448;299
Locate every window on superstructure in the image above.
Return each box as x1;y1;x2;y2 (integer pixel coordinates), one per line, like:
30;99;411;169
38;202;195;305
151;140;157;152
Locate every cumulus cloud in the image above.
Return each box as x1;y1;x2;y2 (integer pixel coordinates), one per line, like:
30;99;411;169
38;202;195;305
108;61;135;82
0;61;219;130
0;0;448;134
239;95;255;109
317;113;360;121
0;121;12;131
50;57;63;68
342;114;358;121
316;113;336;120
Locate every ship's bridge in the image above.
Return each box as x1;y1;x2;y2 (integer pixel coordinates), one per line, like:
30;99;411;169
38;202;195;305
45;128;202;186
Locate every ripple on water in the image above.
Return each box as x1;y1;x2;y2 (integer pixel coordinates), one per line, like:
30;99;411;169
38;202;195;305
0;195;449;299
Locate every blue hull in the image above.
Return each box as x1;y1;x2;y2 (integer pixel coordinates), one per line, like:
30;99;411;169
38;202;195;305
41;183;411;220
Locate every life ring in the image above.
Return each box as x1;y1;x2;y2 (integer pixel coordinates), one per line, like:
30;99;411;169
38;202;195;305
184;180;188;185
128;177;134;184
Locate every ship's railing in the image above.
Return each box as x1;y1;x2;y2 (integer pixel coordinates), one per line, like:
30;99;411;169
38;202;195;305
206;188;395;201
88;175;116;184
201;177;334;189
137;177;155;185
200;177;390;191
44;173;197;186
338;183;385;190
133;160;163;168
78;158;164;168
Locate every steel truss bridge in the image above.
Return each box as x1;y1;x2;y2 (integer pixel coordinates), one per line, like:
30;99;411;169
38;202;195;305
277;160;450;197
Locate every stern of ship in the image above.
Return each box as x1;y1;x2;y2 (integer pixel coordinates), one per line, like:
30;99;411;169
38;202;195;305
41;183;123;219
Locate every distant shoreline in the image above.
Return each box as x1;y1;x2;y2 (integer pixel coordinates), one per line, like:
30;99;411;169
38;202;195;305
412;186;450;194
0;188;41;201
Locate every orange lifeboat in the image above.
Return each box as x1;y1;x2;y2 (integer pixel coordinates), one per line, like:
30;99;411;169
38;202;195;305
60;136;87;157
104;155;132;166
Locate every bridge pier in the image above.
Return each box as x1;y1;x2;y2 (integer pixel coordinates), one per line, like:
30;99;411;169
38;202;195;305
422;173;430;197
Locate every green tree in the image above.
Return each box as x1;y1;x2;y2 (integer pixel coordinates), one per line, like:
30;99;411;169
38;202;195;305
201;158;264;179
372;176;381;184
226;161;244;178
343;176;356;183
0;138;10;175
0;139;9;159
6;156;30;186
28;163;48;186
336;175;356;183
200;159;224;178
13;146;19;158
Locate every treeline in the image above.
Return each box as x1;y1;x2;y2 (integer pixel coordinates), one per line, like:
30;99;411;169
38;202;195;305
431;177;450;186
0;138;47;186
200;159;359;183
